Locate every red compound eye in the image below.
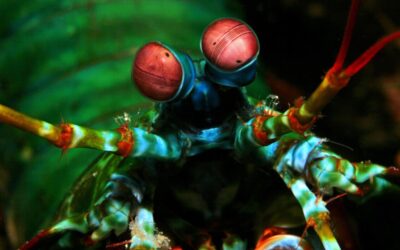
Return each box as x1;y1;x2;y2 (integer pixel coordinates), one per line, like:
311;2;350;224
201;18;259;71
133;42;183;101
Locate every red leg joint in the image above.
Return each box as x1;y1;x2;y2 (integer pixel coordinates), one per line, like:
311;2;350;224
252;115;272;145
55;123;73;151
117;124;134;157
287;108;317;135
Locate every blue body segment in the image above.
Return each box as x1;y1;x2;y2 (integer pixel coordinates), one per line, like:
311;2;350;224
150;56;254;157
158;58;252;129
191;79;221;113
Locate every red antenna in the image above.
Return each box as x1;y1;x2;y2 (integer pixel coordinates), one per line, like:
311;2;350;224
294;0;400;125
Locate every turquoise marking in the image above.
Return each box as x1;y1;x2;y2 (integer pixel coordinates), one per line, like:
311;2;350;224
243;120;261;146
132;128;182;160
316;170;357;193
354;162;386;182
309;148;340;163
190;126;227;143
101;131;119;151
136;208;155;235
184;124;233;156
292;136;325;173
280;174;341;250
290;178;328;219
234;119;262;158
275;135;324;174
257;141;279;164
90;200;130;241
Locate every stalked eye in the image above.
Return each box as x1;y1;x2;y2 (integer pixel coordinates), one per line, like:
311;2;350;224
132;42;183;101
201;18;259;71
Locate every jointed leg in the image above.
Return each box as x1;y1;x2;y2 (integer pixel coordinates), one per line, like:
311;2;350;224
253;133;398;250
235;0;400;147
276;169;340;250
0;104;183;160
305;144;399;197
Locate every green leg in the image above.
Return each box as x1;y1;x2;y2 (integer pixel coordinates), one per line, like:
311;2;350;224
277;170;341;250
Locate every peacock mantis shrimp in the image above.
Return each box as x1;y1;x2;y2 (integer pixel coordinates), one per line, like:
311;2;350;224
1;0;400;249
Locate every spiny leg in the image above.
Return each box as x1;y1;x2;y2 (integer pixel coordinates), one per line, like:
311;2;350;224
307;152;398;196
238;0;400;146
0;104;183;160
272;134;399;196
0;104;122;152
277;170;340;250
19;172;141;249
251;134;399;250
238;134;342;249
235;0;399;162
2;105;181;249
50;199;132;247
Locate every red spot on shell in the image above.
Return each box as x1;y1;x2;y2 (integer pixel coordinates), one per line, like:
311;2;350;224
133;42;183;101
202;18;259;71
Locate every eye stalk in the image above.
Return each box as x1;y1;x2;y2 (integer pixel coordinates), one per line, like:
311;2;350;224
201;18;259;71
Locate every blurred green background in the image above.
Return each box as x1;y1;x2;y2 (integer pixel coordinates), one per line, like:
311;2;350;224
0;0;399;249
